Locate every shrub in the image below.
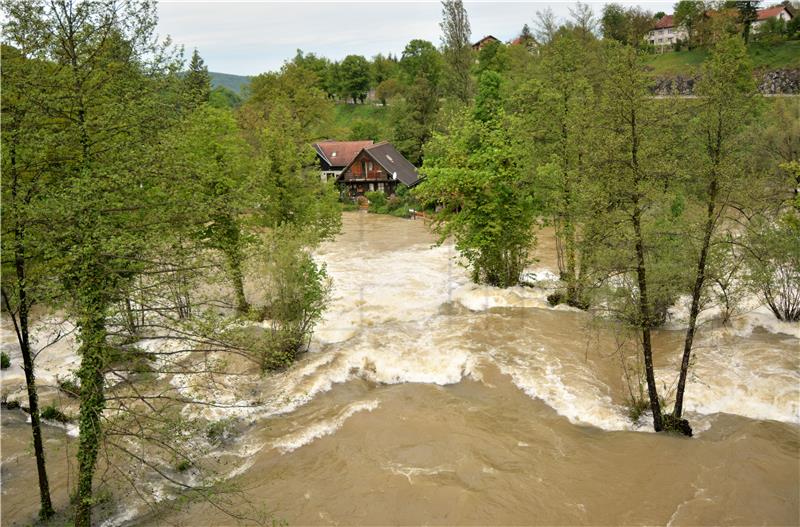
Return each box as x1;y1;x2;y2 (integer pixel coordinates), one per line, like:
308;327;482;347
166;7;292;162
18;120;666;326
546;291;565;306
58;377;81;398
258;232;331;371
41;405;70;423
0;352;10;369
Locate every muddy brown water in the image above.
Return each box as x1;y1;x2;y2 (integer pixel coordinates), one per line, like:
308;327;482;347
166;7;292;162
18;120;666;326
1;212;798;526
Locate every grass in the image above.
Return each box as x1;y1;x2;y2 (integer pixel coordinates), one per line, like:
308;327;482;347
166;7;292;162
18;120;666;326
645;40;800;76
330;103;393;141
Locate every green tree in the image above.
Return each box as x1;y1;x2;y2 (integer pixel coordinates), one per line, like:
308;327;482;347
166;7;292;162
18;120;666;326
591;44;687;433
672;36;758;427
2;3;185;524
726;0;761;42
165;106;255;314
240;62;333;142
601;3;655;46
0;40;56;521
531;32;597;307
674;0;705;47
417;72;538;286
399;39;444;88
291;49;333;96
185;48;211;107
339;54;371;103
392;76;440;165
440;0;475;103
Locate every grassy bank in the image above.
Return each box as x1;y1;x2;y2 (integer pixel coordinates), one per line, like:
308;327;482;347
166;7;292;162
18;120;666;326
645;40;800;76
331;103;393;142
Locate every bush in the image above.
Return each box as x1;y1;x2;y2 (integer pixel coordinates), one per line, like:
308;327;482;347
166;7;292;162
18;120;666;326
58;377;81;398
0;352;10;369
546;291;565;306
365;191;387;213
258;232;331;371
41;405;70;423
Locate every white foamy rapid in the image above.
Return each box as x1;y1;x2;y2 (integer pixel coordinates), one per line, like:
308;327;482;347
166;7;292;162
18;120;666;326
273;399;380;454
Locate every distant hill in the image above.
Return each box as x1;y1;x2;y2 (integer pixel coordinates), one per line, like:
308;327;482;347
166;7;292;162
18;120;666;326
209;72;251;95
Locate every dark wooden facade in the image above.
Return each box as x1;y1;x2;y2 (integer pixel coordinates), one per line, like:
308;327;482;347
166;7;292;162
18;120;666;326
340;150;399;197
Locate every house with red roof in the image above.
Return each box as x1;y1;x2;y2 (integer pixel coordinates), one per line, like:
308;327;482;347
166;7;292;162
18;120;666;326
752;5;794;30
312;140;420;198
647;5;793;52
647;15;688;51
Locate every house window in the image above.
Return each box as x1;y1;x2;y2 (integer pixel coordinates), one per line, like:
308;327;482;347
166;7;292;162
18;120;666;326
378;182;384;192
369;183;375;191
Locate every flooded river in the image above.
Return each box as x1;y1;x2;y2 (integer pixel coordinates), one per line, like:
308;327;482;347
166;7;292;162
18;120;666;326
2;212;798;526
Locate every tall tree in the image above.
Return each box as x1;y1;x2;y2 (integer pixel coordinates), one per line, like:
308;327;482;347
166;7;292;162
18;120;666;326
569;2;598;40
726;0;761;42
674;0;705;47
185;48;211;107
2;2;183;525
0;40;56;521
533;32;597;307
399;39;444;88
672;36;757;428
440;0;474;103
339;54;371;103
592;44;686;432
533;7;560;44
417;71;538;286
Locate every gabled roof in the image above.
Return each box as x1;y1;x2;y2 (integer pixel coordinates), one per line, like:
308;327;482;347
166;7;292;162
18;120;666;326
364;142;419;186
313;140;373;168
339;141;419;187
757;6;792;20
472;35;500;50
654;15;675;29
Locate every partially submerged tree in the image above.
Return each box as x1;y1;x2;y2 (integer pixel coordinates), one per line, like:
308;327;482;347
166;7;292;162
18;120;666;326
417;71;538;286
672;36;758;425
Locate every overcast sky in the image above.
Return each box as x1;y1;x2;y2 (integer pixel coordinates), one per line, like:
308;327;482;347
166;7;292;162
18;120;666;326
156;1;675;76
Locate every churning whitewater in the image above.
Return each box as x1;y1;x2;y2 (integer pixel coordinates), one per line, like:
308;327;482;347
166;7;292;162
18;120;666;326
2;212;798;526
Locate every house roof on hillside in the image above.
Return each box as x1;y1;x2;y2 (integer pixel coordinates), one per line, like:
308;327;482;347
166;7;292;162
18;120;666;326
757;6;792;20
472;35;500;50
338;141;419;187
313;140;374;168
654;15;675;29
364;142;419;186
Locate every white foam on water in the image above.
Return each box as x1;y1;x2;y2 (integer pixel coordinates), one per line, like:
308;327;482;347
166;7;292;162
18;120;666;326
273;399;380;454
491;348;633;431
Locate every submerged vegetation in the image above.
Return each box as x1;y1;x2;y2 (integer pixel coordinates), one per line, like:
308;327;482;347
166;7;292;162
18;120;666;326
0;0;797;525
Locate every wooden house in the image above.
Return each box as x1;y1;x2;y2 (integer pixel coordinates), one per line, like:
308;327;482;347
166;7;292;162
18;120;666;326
338;142;419;197
472;35;500;51
313;140;374;182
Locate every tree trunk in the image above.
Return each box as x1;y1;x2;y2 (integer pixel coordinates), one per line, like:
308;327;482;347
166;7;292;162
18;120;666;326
633;207;664;432
4;139;55;520
674;177;719;418
74;292;108;527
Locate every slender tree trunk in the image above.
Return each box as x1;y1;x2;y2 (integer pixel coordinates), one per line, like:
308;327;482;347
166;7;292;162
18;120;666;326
629;108;663;432
74;286;108;527
633;206;664;432
674;174;719;418
4;138;55;520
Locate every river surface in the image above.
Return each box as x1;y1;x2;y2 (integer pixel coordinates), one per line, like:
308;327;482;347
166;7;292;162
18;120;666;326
1;212;798;526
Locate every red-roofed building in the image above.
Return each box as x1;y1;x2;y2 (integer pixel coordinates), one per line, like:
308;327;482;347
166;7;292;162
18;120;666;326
313;140;420;197
313;140;374;182
753;5;793;29
647;15;688;51
647;5;794;52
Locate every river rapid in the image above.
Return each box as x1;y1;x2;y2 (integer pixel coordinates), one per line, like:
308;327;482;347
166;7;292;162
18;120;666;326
1;211;798;526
